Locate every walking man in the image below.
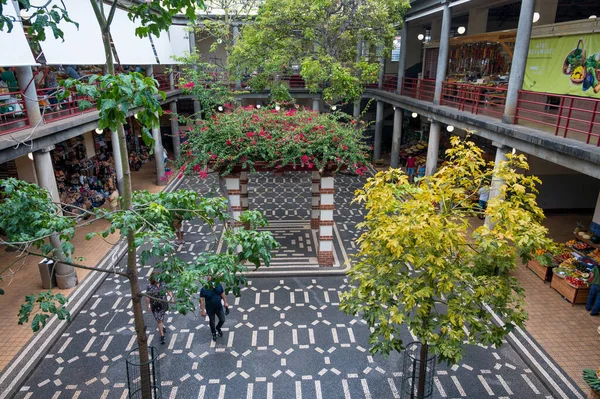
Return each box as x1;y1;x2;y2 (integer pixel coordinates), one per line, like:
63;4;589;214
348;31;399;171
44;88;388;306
200;276;229;342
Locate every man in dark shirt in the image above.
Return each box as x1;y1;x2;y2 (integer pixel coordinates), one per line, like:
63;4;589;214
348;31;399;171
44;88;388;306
200;276;229;341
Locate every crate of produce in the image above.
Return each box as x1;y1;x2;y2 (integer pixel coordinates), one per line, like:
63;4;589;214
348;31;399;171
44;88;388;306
526;259;553;282
550;271;590;305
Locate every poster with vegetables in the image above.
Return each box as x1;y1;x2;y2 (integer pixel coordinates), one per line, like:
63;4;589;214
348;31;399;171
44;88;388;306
524;34;600;98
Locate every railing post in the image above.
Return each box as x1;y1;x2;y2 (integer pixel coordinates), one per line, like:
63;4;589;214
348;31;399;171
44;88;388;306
515;91;521;124
588;101;599;145
563;97;575;138
474;87;481;115
554;95;565;135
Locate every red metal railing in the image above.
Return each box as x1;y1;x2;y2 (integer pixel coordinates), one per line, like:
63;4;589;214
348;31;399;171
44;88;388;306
440;81;508;120
0;91;30;134
516;91;600;146
154;73;172;91
401;77;436;102
37;87;97;123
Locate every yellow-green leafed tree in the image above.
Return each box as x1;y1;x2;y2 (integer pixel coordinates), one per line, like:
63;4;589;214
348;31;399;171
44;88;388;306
340;137;554;398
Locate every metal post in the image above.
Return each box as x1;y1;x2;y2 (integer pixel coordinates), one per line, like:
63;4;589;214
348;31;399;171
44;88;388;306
397;21;408;93
170;101;181;160
110;129;124;194
373;101;384;160
15;66;43;126
233;24;242;90
152;121;166;186
485;144;511;229
502;0;536;124
433;1;452;105
377;44;385;90
426;122;441;176
391;108;403;168
353;37;363;119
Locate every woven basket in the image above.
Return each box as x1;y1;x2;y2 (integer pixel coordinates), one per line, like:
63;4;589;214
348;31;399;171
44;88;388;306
564;39;585;83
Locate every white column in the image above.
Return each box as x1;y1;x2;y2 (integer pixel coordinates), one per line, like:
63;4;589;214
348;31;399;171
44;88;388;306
373;101;384;160
110;129;124;194
433;1;452;105
391;108;403;168
225;173;242;224
311;171;321;229
312;98;320;112
485;144;511;229
83;131;96;158
397;22;408;93
170;101;181;160
467;8;488;35
591;192;600;236
353;38;362;118
318;173;334;266
152;123;166;186
233;25;242;90
503;0;535;124
169;69;175;91
14;154;38;183
240;171;249;212
15;66;43;126
33;147;78;289
426;122;441;176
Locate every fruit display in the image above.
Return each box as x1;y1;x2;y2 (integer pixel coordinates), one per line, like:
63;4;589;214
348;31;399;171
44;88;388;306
553;252;575;264
566;276;589;288
566;239;592;252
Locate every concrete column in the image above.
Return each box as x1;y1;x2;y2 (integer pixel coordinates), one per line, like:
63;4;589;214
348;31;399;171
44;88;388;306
152;123;166;186
233;25;242;90
485;144;511;229
189;29;196;54
14;154;38;183
169;70;175;90
391;108;403;168
225;173;242;224
425;122;441;176
373;101;384;160
534;0;557;26
318;173;334;266
311;171;321;229
240;171;249;212
15;66;43;126
591;192;600;235
397;22;408;93
110;129;124;194
502;0;535;124
169;101;181;160
312;98;320;112
433;1;452;105
467;8;489;35
33;147;78;289
83;131;96;158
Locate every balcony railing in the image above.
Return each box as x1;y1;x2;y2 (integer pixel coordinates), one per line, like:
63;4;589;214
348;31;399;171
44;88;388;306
397;77;600;146
0;91;30;134
37;87;98;124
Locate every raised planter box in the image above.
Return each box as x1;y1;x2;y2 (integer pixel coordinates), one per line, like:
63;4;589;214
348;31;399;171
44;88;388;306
550;272;590;306
526;259;553;282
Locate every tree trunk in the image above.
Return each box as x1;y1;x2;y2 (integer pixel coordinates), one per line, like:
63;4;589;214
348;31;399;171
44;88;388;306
91;1;152;396
416;342;429;399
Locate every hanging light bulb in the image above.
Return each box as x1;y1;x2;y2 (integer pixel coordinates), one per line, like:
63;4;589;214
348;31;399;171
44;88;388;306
275;105;281;111
217;106;224;112
457;26;466;35
446;125;455;132
134;113;139;119
533;12;540;23
27;152;34;160
95;128;103;135
417;33;424;41
331;105;337;111
411;112;418;118
256;104;261;109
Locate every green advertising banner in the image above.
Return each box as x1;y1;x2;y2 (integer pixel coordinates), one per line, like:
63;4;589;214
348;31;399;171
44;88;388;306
524;34;600;98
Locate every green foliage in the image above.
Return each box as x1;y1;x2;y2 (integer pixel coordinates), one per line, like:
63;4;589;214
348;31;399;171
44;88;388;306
174;52;236;116
127;0;205;38
0;178;76;258
340;137;554;365
18;292;69;332
62;73;164;148
180;106;370;176
583;369;600;391
0;0;78;43
229;0;410;102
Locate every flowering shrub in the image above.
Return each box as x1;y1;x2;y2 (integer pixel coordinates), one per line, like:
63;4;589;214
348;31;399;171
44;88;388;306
181;106;370;176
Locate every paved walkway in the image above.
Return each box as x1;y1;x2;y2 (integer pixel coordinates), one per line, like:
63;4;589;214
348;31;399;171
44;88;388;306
9;172;585;399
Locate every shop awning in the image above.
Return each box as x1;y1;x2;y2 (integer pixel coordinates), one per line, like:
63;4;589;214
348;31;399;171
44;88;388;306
33;0;106;65
0;3;38;66
169;25;191;59
151;32;179;65
106;5;157;65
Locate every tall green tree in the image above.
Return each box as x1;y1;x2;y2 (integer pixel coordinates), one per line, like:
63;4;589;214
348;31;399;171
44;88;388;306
340;137;554;399
229;0;410;103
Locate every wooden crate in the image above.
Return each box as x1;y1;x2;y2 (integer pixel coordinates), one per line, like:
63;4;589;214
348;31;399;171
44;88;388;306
550;274;590;305
526;260;553;282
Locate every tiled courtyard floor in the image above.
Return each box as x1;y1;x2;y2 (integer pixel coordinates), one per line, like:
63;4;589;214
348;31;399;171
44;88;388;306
3;171;588;399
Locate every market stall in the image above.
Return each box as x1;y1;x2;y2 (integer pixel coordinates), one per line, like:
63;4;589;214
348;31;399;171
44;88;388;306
526;228;600;305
